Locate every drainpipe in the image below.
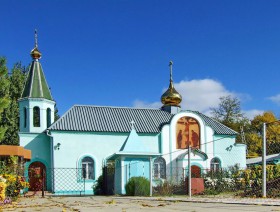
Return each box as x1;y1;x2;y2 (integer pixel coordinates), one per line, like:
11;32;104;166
188;145;191;198
46;129;54;192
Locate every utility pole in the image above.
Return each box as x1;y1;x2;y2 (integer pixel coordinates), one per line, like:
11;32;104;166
188;145;191;198
149;157;153;197
262;123;266;198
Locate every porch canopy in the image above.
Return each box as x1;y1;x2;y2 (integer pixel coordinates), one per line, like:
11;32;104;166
107;152;160;161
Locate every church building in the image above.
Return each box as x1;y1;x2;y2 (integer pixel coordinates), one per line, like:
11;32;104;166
19;34;246;195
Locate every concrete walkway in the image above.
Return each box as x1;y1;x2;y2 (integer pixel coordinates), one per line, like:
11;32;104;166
1;195;280;211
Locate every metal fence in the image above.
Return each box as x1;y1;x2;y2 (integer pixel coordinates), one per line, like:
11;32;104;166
27;168;86;196
152;158;280;198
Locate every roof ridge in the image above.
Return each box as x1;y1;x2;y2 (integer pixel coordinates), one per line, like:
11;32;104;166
73;104;163;111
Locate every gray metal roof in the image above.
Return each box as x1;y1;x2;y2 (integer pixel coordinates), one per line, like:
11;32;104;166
246;153;280;165
49;105;237;135
192;111;237;135
49;105;172;133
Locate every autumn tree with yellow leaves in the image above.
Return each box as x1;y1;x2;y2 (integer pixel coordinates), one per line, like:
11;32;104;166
246;111;280;157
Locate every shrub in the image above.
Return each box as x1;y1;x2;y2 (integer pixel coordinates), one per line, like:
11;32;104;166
154;181;173;196
93;175;104;195
2;174;29;200
125;176;150;196
0;181;7;201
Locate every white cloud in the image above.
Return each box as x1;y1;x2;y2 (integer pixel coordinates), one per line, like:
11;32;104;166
133;78;237;114
243;109;264;120
133;100;162;109
268;94;280;105
175;79;234;113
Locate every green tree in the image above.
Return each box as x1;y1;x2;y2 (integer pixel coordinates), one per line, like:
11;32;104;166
0;57;10;142
210;95;249;143
210;95;245;128
54;104;60;121
1;63;26;145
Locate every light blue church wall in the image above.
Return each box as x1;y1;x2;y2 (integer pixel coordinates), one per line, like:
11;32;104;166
20;133;51;168
50;131;159;194
123;157;150;186
213;135;247;169
19;132;52;189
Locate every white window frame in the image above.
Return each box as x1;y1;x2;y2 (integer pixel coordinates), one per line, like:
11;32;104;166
153;157;166;179
210;158;221;172
81;157;94;180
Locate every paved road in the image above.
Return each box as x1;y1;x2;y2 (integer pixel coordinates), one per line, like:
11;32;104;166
2;196;280;212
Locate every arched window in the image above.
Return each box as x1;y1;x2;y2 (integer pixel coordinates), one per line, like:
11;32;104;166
33;106;40;127
210;158;221;172
153;157;166;179
47;108;51;127
24;107;27;128
82;156;94;180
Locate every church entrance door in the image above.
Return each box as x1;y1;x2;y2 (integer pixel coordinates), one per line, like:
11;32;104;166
28;162;46;191
191;165;201;178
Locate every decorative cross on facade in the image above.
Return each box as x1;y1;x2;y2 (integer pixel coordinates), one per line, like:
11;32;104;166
169;60;173;82
130;120;135;130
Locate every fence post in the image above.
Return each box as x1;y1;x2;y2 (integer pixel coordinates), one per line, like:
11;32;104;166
149;157;152;197
83;167;86;196
188;146;191;198
42;169;45;197
262;123;266;198
103;166;107;195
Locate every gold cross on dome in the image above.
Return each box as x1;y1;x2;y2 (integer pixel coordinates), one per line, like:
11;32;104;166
169;60;173;82
35;29;38;48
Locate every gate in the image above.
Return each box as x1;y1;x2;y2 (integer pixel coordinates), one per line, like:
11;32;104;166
28;162;46;191
103;166;115;195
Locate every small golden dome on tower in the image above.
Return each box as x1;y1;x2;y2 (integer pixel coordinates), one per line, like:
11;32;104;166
30;47;42;60
161;61;182;107
30;29;42;60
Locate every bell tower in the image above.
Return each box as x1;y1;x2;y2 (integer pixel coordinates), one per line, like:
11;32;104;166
18;30;56;133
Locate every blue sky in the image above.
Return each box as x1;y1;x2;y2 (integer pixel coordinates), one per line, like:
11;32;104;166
1;1;280;118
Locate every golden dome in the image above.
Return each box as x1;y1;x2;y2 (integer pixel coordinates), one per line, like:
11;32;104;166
30;29;41;60
161;61;182;107
161;81;182;106
30;47;42;60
